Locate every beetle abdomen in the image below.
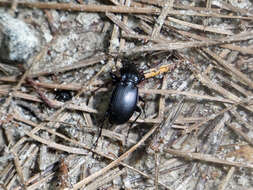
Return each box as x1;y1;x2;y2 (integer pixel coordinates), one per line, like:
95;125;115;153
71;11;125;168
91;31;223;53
108;83;138;124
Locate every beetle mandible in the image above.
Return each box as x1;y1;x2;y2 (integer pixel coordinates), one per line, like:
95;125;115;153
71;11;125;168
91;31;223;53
94;63;144;147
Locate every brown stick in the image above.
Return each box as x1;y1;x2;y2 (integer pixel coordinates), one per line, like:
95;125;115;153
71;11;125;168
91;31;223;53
0;0;160;14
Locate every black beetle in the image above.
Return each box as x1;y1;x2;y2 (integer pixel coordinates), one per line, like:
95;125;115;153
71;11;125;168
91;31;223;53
55;90;72;102
94;63;144;147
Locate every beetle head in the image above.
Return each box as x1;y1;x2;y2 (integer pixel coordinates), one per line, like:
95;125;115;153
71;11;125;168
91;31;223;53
120;63;143;85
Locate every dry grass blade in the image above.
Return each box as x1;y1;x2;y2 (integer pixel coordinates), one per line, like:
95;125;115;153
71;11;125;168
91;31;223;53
219;75;253;97
175;30;253;55
12;151;27;189
0;79;83;90
218;167;235;190
0;76;17;82
105;12;134;34
124;40;238;54
122;32;173;43
136;0;253;19
29;54;106;77
180;29;253;53
0;63;20;75
25;131;88;155
85;168;125;190
27;173;55;190
194;71;241;102
139;89;234;104
227;122;253;146
229;110;253;130
124;30;253;53
165;148;253;169
124;41;223;54
155;153;159;190
166;17;233;35
151;0;174;38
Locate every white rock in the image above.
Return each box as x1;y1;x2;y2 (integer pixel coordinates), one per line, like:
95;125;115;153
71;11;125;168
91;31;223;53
0;12;40;63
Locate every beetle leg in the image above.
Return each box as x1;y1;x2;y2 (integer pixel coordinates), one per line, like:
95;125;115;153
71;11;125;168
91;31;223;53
110;72;120;83
139;96;145;103
125;106;142;145
139;96;147;118
93;111;109;149
138;72;145;83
